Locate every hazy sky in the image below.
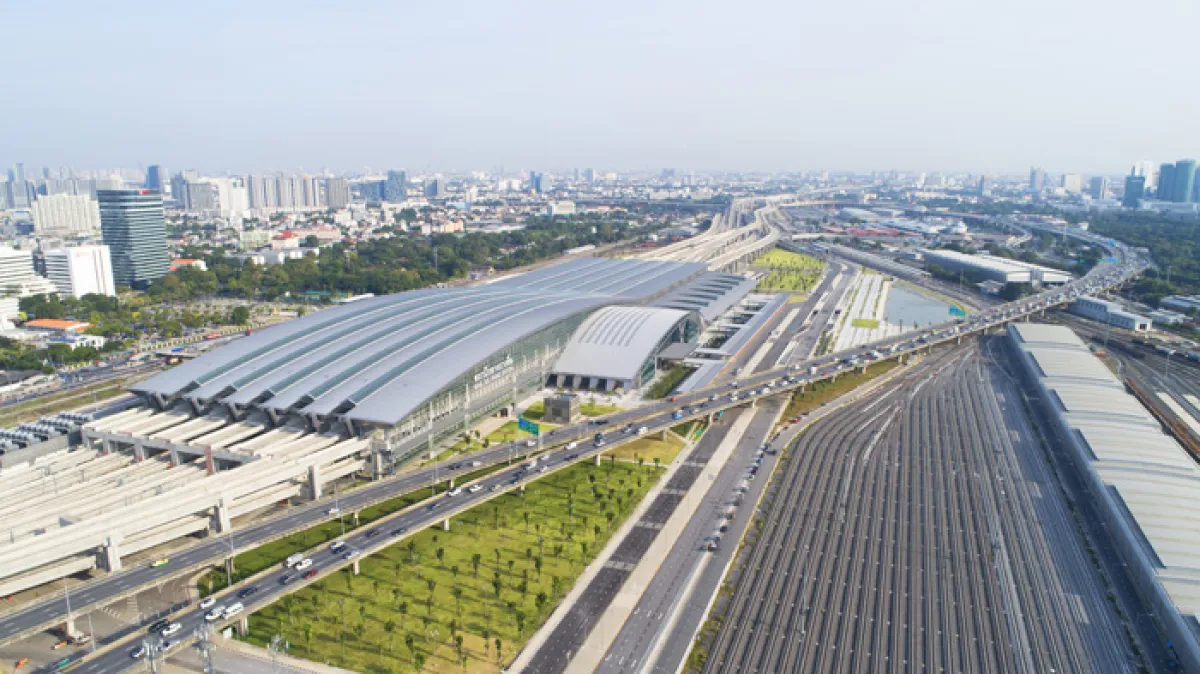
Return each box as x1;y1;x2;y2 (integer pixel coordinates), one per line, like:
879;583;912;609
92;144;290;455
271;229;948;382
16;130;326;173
1;0;1196;175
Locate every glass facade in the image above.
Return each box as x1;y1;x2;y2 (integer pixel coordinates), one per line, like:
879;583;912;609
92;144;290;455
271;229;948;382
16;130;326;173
98;189;170;288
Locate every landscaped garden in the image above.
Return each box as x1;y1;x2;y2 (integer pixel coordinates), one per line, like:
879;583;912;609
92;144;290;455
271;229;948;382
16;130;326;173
753;248;825;294
241;460;664;673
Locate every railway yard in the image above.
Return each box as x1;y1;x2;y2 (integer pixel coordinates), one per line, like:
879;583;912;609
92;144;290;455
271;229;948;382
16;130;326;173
700;340;1141;674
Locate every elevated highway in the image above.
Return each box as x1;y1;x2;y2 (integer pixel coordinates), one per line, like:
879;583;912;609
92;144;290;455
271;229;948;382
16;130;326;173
2;209;1144;664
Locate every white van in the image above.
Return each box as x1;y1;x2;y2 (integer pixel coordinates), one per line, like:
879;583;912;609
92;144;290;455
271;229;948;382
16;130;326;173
223;602;245;618
566;441;578;450
293;558;313;572
636;426;648;435
285;553;305;568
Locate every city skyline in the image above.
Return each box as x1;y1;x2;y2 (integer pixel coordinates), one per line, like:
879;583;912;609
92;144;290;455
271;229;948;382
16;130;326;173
2;0;1197;174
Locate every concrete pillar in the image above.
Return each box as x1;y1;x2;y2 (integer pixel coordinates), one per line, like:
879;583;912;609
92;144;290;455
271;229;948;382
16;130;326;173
64;617;77;637
441;518;451;531
215;500;232;534
99;438;112;456
351;560;361;575
225;557;236;578
352;511;360;526
308;465;322;500
658;429;668;441
237;616;249;636
204;447;216;475
448;477;455;488
133;442;146;462
102;533;123;573
167;447;181;467
594;454;602;467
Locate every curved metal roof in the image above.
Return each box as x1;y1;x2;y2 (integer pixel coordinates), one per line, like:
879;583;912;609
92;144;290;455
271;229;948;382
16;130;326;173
552;305;694;381
132;257;704;426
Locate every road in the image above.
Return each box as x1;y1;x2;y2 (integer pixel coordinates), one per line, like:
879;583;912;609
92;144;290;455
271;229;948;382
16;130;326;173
700;340;1140;674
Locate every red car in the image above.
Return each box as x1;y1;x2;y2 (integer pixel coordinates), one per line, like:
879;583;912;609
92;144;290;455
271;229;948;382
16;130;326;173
304;569;318;579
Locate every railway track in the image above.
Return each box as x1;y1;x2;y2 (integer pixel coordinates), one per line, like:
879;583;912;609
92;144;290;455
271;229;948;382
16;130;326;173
700;341;1136;673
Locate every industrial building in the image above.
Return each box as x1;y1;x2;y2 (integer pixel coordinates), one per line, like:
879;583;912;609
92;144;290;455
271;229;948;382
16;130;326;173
920;248;1073;285
1070;295;1152;331
1008;323;1200;672
549;306;699;391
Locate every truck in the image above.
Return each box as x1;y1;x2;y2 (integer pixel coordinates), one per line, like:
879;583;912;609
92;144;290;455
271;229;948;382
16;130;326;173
285;553;305;568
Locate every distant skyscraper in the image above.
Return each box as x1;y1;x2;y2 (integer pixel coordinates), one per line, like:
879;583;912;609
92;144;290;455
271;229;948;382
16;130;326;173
1061;173;1083;194
4;180;31;209
582;168;596;183
325;177;350;209
976;176;991;196
98;189;170;289
353;179;385;203
14;163;24;183
30;194;101;235
43;245;116;298
1172;159;1196;203
146;165;167;193
1123;175;1146;208
530;171;552;193
1087;176;1109;199
1158;163;1176;201
384;170;408;202
424;177;446;199
1029;167;1046;192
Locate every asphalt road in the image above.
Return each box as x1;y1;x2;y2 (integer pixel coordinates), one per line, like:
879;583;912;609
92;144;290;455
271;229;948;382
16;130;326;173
701;341;1139;674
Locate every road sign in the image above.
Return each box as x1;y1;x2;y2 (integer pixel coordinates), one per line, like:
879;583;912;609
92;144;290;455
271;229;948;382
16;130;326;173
518;418;540;436
949;306;967;317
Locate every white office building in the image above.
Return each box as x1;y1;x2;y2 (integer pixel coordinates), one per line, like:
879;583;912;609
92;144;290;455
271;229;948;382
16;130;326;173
29;194;101;235
0;247;59;320
43;245;116;298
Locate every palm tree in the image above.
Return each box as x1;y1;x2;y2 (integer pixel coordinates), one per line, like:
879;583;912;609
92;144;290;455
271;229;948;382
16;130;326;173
405;634;416;665
450;564;459;580
495;637;503;663
359;604;367;622
398;601;408;629
407;540;417;563
354;622;365;644
415;652;426;670
303;622;313;650
384;620;396;654
534;556;543;579
472;553;482;577
436;547;445;568
536;591;548;613
452;586;463;616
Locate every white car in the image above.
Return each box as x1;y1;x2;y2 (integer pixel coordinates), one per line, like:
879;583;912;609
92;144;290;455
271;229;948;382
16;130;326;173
447;487;462;497
223;602;245;618
294;558;313;571
205;607;225;622
326;506;340;516
160;622;183;637
468;484;483;493
199;596;216;610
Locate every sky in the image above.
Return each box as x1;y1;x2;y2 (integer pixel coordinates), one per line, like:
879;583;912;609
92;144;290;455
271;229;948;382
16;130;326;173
1;0;1197;175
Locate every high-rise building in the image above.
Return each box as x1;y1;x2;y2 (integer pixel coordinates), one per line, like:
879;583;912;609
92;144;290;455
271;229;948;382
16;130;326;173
183;181;219;212
530;171;552;193
246;174;277;210
29;194;101;235
1158;163;1176;201
976;175;992;196
146;165;167;193
1172;159;1196;203
582;168;596;183
424;177;446;199
98;189;170;289
5;180;31;209
325;177;350;209
1087;176;1109;200
384;170;408;202
301;175;322;210
1061;173;1083;193
1131;161;1157;190
0;246;59;320
1123;175;1146;208
1029;167;1046;192
43;245;116;298
353;179;385;203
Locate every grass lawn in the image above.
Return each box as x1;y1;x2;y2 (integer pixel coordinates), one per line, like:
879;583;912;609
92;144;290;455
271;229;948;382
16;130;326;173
671;419;707;442
850;318;880;329
753;248;825;294
602;433;685;466
242;460;664;673
521;400;623;421
781;359;900;421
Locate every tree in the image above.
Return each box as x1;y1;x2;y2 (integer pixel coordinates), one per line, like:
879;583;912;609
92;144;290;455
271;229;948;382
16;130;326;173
436;547;445;568
536;591;548;613
303;622;313;650
230;305;251;325
452;585;463;615
405;634;416;665
398;601;408;629
495;637;503;663
451;564;459;579
472;552;482;577
384;619;397;654
534;556;543;579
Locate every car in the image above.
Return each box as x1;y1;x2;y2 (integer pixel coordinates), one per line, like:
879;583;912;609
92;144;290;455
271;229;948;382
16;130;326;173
160;622;182;637
538;466;548;473
279;573;294;585
566;441;578;450
365;528;381;538
223;602;245;618
304;569;318;579
524;439;536;447
205;607;225;622
326;506;341;516
130;645;147;659
199;596;217;610
470;460;482;467
390;526;408;537
294;558;313;571
330;541;347;553
159;638;175;651
343;550;359;560
237;586;259;599
468;484;482;493
147;619;169;634
489;484;499;492
150;558;170;568
447;487;462;497
427;502;440;511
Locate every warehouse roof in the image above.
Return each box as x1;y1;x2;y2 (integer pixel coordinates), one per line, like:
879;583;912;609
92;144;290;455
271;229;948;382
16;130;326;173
1009;322;1200;618
552;306;695;381
132;257;704;426
650;272;757;323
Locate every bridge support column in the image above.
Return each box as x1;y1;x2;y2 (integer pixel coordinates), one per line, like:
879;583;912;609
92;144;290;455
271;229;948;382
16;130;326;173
442;518;451;531
955;335;962;345
594;454;602;467
102;533;123;573
448;477;455;488
858;366;867;375
132;442;146;462
237;616;249;636
658;429;668;441
63;616;77;637
215;500;232;533
225;557;236;579
99;438;113;455
351;560;361;575
309;465;322;500
352;511;360;527
167;447;181;467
